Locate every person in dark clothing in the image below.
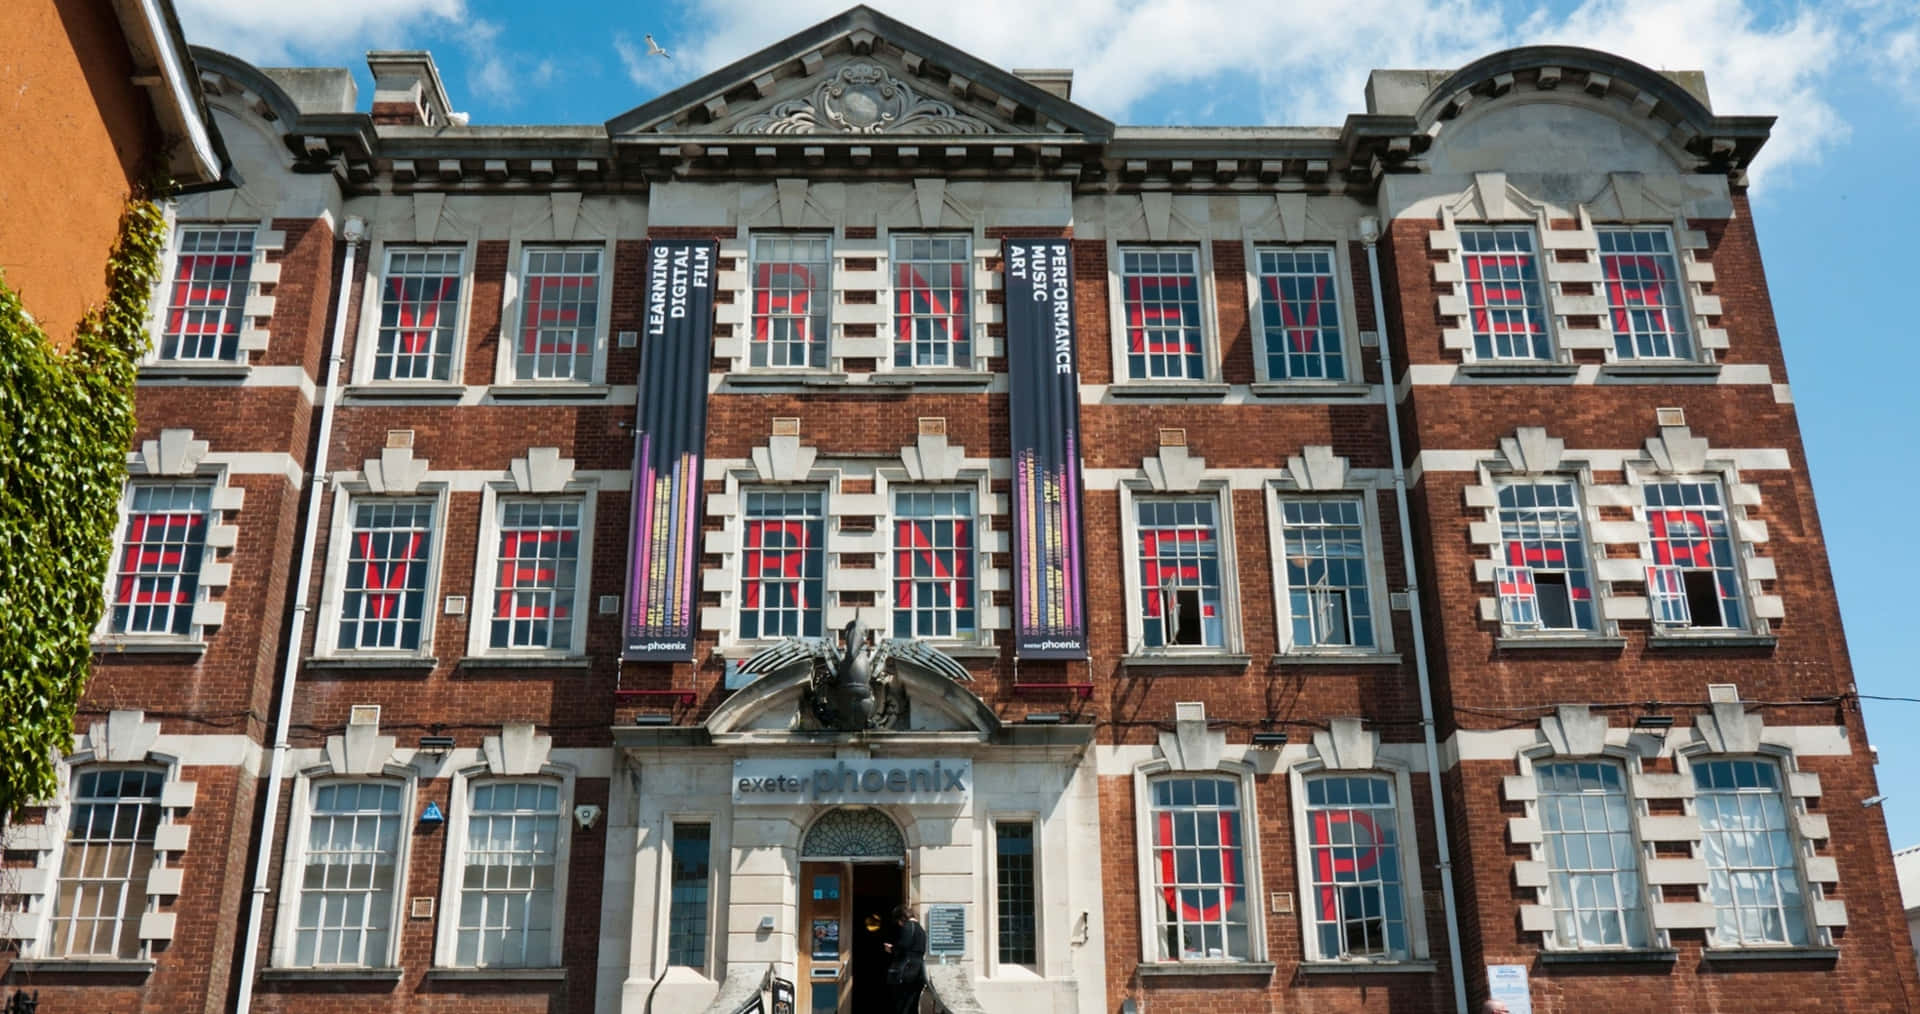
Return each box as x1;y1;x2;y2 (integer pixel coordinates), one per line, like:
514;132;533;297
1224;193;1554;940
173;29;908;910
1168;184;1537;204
881;903;926;1014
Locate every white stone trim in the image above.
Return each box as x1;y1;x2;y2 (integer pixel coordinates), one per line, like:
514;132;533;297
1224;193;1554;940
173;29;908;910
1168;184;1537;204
874;448;1006;648
1622;426;1779;634
1117;468;1247;657
465;472;598;659
494;237;617;386
145;217;284;365
1130;745;1267;966
1288;728;1432;963
311;474;451;659
349;237;478;387
97;440;245;646
1105;236;1224;385
1265;456;1397;657
1242;236;1364;383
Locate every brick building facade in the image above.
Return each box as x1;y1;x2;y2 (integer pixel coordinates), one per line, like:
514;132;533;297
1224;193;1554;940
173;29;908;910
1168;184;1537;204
4;7;1914;1013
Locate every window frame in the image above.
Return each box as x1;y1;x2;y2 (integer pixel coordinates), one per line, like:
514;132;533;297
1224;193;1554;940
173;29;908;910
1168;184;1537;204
1491;476;1604;637
1132;761;1265;967
746;231;834;371
99;478;219;644
987;814;1042;975
152;221;259;364
467;486;597;659
1120;483;1243;656
1638;476;1752;635
1288;761;1431;965
659;816;719;976
1457;223;1557;363
313;487;449;659
1523;754;1659;952
42;765;168;961
1266;486;1393;656
497;240;614;386
434;766;575;970
353;240;474;385
1107;241;1222;385
1247;242;1356;383
1596;224;1697;364
733;485;830;647
886;484;983;645
886;232;977;372
272;772;417;970
1678;751;1825;951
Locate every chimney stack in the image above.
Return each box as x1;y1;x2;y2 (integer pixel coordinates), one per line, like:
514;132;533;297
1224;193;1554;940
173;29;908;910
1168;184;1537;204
367;51;455;127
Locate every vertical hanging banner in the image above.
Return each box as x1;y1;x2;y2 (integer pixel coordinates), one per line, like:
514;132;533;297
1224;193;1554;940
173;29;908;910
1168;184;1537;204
624;239;718;661
1004;239;1089;659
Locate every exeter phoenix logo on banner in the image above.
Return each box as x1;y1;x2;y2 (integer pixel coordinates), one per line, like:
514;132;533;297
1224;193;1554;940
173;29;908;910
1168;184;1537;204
625;240;717;661
1004;240;1089;659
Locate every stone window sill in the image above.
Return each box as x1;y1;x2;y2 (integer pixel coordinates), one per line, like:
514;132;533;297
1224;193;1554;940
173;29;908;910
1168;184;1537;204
94;638;208;657
1598;362;1722;381
721;371;849;389
139;362;251;382
1121;652;1252;675
3;958;155;977
1137;960;1275;978
1297;959;1436;974
458;654;592;670
1537;949;1678;966
1647;632;1778;651
1106;381;1232;399
1248;381;1374;399
486;383;610;401
1270;652;1402;667
1701;946;1839;964
305;655;439;673
425;966;567;981
1457;362;1581;379
260;966;404;981
343;383;466;402
866;370;993;389
1495;635;1626;653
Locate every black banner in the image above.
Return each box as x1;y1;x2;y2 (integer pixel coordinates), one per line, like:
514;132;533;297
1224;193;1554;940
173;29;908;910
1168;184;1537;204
623;239;718;661
1004;239;1089;659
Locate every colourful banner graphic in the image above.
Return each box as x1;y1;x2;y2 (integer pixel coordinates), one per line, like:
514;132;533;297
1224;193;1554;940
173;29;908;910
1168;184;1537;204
624;239;718;661
1004;239;1089;659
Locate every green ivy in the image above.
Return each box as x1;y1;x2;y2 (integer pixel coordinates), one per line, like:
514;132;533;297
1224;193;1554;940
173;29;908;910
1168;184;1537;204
0;199;164;817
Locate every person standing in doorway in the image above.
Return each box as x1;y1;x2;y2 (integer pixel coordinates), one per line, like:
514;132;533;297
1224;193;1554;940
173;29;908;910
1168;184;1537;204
882;904;926;1013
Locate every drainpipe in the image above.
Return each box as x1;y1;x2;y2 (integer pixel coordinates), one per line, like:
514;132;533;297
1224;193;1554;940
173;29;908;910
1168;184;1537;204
234;213;364;1013
1359;215;1469;1014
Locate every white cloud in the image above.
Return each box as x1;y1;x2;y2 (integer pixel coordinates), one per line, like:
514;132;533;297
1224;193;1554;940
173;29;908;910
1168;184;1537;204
175;0;467;63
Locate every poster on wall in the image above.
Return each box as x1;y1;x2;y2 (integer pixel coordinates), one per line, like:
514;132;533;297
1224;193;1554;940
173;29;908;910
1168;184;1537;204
1486;964;1532;1014
623;239;718;662
810;918;841;960
1003;238;1089;660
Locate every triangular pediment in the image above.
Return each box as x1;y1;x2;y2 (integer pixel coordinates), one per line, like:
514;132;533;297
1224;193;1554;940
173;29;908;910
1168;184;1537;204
606;6;1111;141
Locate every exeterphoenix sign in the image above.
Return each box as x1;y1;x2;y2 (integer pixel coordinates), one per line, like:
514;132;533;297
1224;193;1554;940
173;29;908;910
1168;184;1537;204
1003;239;1089;660
623;239;718;661
731;758;971;806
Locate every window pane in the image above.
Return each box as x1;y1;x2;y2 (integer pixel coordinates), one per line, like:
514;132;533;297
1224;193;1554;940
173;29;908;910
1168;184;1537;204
1599;228;1692;360
374;247;463;381
456;779;562;967
1644;481;1743;630
490;499;582;650
49;769;164;958
740;490;825;639
1136;497;1225;648
668;823;712;968
894;235;971;367
1535;762;1649;949
1304;775;1408;960
1120;247;1205;380
1496;481;1596;631
1256;247;1343;380
1461;227;1550;361
295;780;403;967
516;247;601;381
893;489;976;639
110;483;214;636
751;235;829;368
1149;777;1248;961
1281;497;1374;648
1694;759;1810;947
160;226;255;361
996;822;1037;966
338;499;437;651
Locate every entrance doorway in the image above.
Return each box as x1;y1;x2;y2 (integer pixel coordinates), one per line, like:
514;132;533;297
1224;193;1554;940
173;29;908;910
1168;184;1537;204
798;808;909;1014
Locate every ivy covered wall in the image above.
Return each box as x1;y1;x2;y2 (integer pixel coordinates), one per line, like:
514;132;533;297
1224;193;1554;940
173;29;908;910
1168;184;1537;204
0;199;162;816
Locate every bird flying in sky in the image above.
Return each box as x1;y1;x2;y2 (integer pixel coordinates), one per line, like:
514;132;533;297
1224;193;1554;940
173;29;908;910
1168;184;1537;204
645;33;671;60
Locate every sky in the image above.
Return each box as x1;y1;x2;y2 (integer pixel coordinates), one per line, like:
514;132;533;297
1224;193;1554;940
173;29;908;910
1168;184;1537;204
174;0;1920;846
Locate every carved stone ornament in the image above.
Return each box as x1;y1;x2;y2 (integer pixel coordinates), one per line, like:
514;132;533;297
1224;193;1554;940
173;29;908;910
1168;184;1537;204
735;617;975;731
732;62;993;135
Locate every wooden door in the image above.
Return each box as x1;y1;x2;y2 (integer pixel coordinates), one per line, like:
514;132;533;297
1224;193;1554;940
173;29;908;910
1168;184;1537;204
799;861;851;1013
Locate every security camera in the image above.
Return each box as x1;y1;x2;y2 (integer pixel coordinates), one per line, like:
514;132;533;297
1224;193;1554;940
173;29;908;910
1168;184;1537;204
574;804;603;830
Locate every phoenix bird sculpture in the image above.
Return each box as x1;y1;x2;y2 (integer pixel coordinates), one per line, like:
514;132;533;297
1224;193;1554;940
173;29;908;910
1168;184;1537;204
736;617;973;731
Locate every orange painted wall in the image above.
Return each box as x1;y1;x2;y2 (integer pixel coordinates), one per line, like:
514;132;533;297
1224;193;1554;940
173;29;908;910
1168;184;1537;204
0;0;160;348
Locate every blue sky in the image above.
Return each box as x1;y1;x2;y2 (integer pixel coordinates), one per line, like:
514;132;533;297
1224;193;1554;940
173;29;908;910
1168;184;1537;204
176;0;1920;845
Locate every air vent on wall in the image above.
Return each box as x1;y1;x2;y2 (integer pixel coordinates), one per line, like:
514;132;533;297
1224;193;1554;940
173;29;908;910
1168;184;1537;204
349;704;381;727
1656;407;1687;427
386;429;414;449
772;417;801;437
